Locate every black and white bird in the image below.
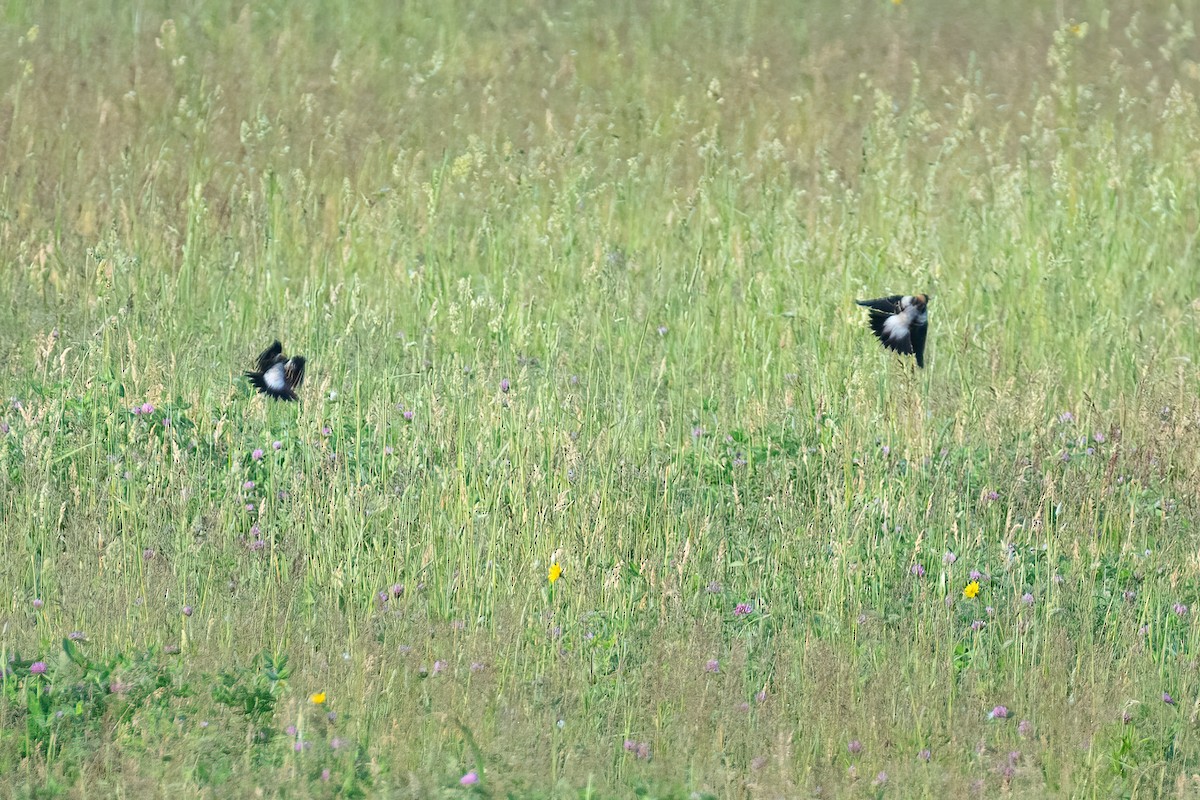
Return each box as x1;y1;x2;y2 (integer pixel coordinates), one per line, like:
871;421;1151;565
245;340;306;401
856;294;930;368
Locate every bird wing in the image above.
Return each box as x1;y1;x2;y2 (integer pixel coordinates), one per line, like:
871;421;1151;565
856;295;904;315
284;356;306;389
867;315;914;356
254;340;283;372
910;320;927;368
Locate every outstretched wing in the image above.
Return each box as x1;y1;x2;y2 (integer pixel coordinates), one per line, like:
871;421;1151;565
856;295;904;315
858;297;915;358
910;321;927;368
284;356;306;390
254;340;283;372
865;315;914;356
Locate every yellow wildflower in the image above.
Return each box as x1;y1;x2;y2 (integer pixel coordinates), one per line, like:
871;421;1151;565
963;581;980;599
310;692;326;705
548;563;563;584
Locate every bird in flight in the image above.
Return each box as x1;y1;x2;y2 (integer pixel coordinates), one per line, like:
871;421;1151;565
856;294;930;368
245;340;306;401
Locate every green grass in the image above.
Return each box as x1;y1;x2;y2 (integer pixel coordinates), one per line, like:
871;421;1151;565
2;0;1200;796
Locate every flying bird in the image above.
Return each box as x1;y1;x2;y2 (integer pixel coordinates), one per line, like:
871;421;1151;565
856;294;930;368
245;340;306;401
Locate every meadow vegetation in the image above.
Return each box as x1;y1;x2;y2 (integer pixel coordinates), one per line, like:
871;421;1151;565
3;0;1200;796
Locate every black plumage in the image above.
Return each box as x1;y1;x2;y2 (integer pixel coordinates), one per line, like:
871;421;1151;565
856;294;929;368
245;340;307;401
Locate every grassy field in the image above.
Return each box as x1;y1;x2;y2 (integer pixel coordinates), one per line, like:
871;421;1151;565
2;0;1200;796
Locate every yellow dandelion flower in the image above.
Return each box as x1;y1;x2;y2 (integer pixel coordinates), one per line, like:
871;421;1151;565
963;581;980;599
548;563;563;584
310;692;326;705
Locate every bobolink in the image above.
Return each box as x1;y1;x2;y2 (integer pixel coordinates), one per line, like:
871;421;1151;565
857;294;930;368
245;340;306;401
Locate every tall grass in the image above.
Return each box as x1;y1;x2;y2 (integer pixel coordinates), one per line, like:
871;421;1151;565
2;0;1200;796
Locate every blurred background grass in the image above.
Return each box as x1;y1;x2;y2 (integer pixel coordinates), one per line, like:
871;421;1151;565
2;0;1200;796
